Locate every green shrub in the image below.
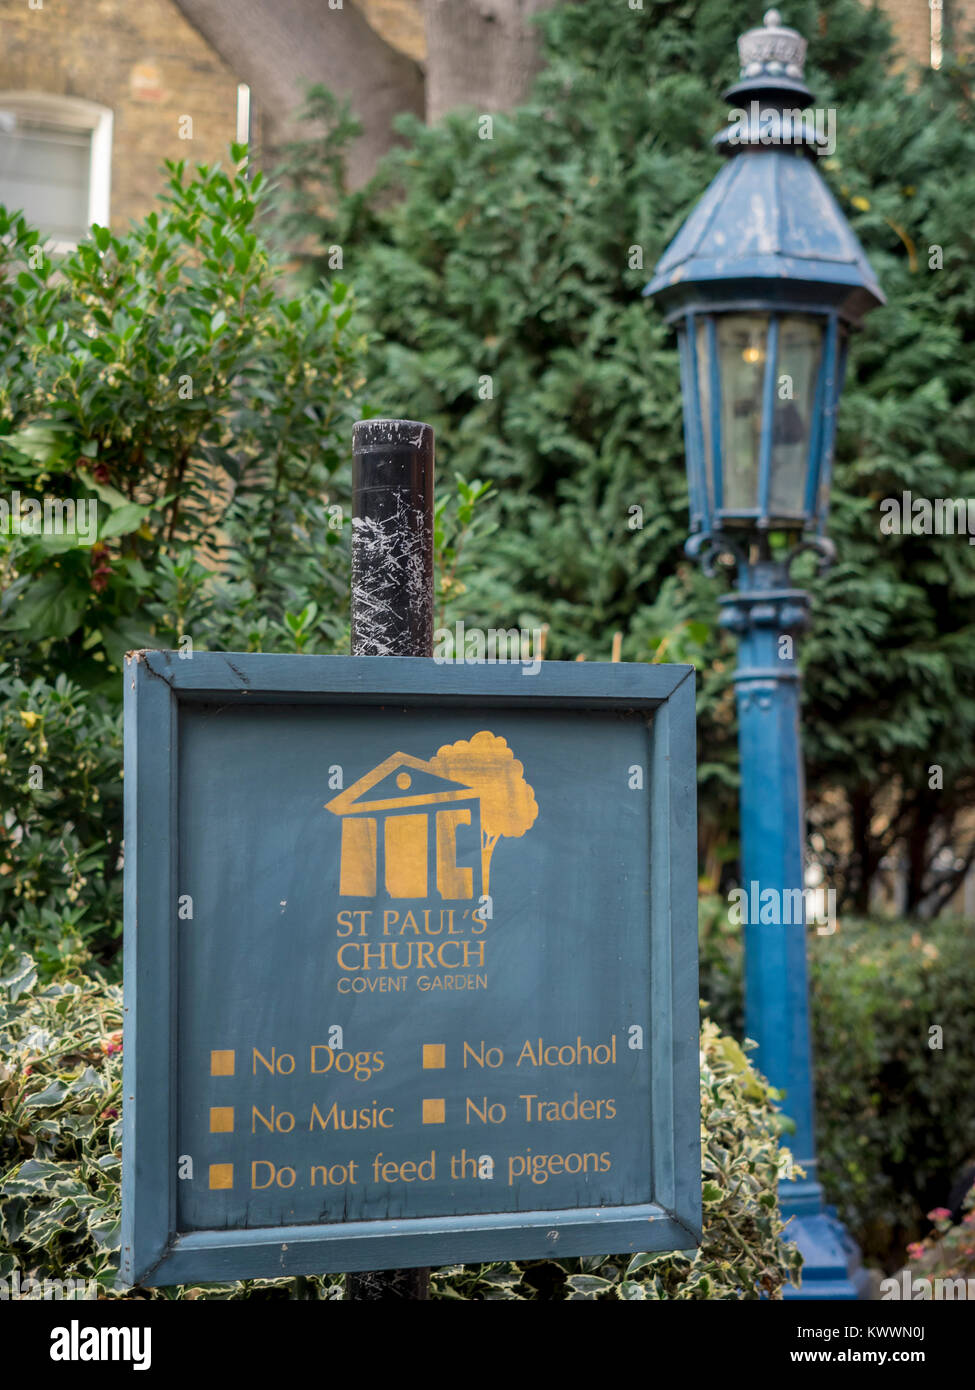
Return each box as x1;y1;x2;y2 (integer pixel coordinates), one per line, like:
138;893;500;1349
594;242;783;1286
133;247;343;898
1;957;798;1299
0;957;345;1299
699;904;975;1266
0;957;124;1294
0;669;122;974
810;918;975;1266
902;1187;975;1291
0;154;365;693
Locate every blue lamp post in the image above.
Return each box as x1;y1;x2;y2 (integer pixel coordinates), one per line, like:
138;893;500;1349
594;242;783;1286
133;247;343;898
645;10;884;1298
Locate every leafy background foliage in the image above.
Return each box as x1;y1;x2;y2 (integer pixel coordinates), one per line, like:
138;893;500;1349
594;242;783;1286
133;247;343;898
0;670;122;971
905;1188;975;1290
0;153;363;694
700;907;975;1265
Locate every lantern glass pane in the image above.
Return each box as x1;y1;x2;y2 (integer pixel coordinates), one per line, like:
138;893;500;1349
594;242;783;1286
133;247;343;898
770;315;824;518
715;314;768;517
678;324;706;529
694;320;714;516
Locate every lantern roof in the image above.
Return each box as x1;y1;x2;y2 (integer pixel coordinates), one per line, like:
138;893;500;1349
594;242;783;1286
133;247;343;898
644;10;885;325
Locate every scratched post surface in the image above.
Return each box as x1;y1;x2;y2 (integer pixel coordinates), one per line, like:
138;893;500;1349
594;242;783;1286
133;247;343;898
350;418;433;659
120;653;700;1287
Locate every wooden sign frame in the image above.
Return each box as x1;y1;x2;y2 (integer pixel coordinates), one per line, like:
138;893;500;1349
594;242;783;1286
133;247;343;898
121;651;700;1287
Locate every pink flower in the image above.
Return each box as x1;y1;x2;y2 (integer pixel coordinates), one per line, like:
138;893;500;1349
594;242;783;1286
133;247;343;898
907;1242;925;1260
927;1207;952;1222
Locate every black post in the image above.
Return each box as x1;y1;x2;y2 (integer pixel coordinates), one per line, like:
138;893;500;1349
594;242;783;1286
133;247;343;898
345;418;434;1302
350;418;434;659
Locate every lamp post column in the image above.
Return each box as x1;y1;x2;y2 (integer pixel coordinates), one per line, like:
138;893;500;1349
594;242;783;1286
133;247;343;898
720;559;866;1299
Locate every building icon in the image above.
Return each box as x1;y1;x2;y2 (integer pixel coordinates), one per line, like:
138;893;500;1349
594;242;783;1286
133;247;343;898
325;752;483;900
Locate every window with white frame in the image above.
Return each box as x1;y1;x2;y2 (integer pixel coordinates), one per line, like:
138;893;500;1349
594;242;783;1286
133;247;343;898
0;93;112;251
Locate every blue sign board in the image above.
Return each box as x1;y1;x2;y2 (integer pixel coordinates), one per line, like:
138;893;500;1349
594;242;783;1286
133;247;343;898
121;652;700;1285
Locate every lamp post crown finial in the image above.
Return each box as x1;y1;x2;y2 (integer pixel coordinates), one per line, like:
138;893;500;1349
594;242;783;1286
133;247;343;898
738;9;807;83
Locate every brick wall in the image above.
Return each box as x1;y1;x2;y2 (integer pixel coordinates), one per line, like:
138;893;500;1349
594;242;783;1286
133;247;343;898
360;0;975;72
0;0;240;231
1;0;971;237
883;0;929;63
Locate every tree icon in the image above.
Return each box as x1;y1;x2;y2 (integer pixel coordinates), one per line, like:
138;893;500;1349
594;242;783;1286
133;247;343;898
432;731;538;898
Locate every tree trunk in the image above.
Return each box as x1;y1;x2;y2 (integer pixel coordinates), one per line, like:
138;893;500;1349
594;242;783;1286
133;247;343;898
172;0;425;187
422;0;553;123
848;785;874;916
904;790;933;916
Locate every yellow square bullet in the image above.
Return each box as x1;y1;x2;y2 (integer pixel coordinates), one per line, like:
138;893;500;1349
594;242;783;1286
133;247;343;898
210;1106;234;1133
210;1049;235;1076
422;1044;445;1070
422;1098;445;1124
209;1163;233;1190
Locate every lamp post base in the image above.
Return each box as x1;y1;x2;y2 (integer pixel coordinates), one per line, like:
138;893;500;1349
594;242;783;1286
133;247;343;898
780;1181;870;1300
